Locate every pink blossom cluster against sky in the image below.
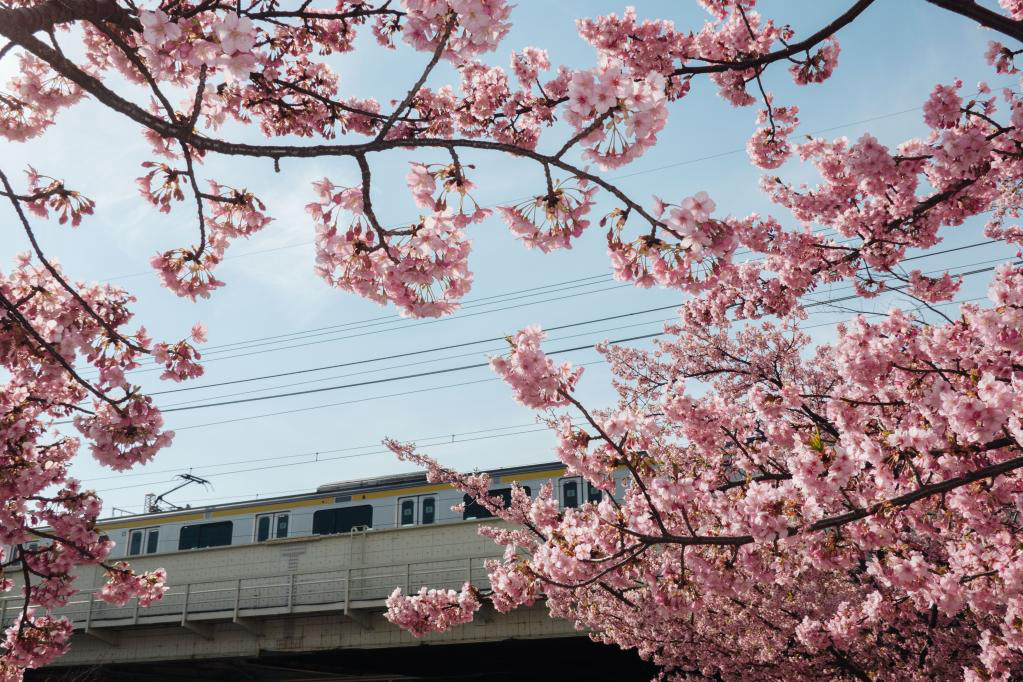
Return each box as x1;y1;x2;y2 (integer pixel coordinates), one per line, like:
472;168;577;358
0;1;1007;515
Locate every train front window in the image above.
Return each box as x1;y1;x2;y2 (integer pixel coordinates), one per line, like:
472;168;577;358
275;514;289;539
422;497;436;524
587;482;603;504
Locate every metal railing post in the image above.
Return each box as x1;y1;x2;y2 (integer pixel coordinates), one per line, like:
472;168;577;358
233;578;242;619
287;574;295;613
344;568;351;615
85;591;94;630
1;597;7;629
133;596;140;625
181;583;191;624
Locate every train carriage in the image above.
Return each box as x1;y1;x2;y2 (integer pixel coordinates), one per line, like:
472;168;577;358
6;462;624;562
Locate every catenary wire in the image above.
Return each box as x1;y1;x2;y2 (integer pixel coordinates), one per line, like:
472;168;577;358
97;292;984;507
156;246;1006;409
125;238;1005;394
161;274;1003;434
139;248;1014;411
81;419;587;482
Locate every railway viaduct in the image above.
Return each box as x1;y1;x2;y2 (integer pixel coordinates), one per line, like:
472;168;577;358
8;520;655;681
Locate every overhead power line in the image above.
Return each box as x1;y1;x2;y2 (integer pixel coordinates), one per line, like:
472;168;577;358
98;292;987;503
143;240;1002;401
164;276;1001;433
110;237;1003;387
83;418;584;483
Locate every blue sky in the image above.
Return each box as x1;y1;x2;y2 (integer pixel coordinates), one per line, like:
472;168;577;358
1;1;1014;514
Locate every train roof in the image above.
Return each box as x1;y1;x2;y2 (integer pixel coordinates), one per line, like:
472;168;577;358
315;460;566;494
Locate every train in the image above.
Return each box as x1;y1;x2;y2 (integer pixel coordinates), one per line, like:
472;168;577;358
11;461;617;562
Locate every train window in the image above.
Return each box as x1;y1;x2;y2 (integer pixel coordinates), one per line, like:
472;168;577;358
129;527;160;556
312;505;373;535
462;487;531;520
276;514;289;539
561;479;580;508
256;515;271;542
399;499;416;526
146;529;160;554
587;482;603;504
178;521;233;550
128;530;143;556
421;497;436;525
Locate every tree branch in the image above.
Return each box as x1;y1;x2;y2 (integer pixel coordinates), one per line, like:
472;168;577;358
672;0;877;76
925;0;1023;42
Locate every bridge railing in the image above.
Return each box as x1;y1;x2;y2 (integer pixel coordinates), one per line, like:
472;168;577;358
0;554;498;630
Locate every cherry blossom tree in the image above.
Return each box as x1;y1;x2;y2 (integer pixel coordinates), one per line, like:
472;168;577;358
2;0;1023;679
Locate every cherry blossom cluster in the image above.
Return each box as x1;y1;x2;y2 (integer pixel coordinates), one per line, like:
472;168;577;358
382;34;1023;676
22;168;94;227
137;9;259;81
402;0;512;59
152;323;207;382
98;565;168;607
149;182;270;301
607;191;739;292
309;175;479;317
387;257;1023;678
384;582;481;636
0;254;181;676
746;102;799;170
405;162;490;227
488;326;583;409
0;55;82;142
565;65;669;170
496;176;597;252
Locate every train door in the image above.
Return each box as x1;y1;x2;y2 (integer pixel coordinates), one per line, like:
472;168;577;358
127;527;160;556
560;476;581;509
398;494;437;527
255;511;290;542
560;477;603;508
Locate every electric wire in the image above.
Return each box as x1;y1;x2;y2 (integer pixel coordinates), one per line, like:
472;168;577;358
122;238;1004;393
147;249;1014;410
97;290;985;509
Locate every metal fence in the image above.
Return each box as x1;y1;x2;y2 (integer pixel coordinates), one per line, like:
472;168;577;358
0;554;497;631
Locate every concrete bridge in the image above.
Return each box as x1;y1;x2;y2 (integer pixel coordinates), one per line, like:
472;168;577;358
7;520;654;680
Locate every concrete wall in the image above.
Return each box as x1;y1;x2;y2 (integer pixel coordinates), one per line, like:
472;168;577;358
4;520;581;668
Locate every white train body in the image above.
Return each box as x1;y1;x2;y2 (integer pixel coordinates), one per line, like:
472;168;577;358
17;462;620;562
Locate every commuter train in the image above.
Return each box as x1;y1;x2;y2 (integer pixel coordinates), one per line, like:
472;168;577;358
13;462;617;561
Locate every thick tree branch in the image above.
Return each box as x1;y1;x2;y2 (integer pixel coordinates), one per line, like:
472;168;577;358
0;0;141;35
672;0;877;76
925;0;1023;42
